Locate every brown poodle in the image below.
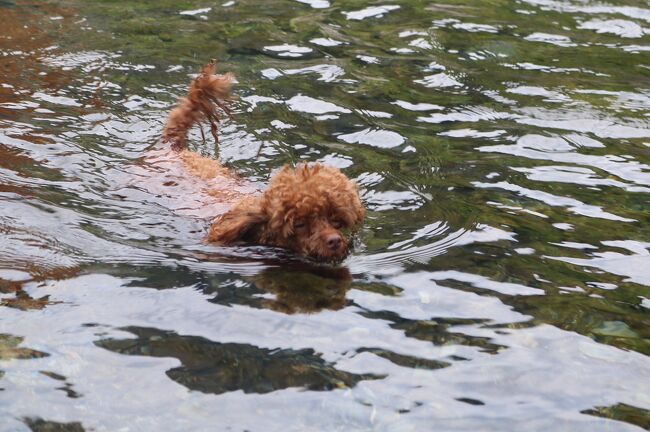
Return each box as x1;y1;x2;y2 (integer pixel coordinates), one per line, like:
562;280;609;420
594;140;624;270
162;61;365;262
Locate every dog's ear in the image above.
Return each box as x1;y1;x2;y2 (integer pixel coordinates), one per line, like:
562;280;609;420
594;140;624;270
208;200;267;245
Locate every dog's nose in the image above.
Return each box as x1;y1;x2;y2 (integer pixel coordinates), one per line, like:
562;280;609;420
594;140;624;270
326;234;342;251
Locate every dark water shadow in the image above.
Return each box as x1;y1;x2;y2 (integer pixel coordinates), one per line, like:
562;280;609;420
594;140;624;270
0;271;75;312
101;258;354;314
96;326;382;395
23;418;85;432
358;309;506;354
39;371;82;399
356;347;451;371
0;334;49;361
214;264;353;314
581;403;650;431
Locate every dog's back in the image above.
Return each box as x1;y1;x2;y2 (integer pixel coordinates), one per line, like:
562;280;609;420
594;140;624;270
137;61;255;220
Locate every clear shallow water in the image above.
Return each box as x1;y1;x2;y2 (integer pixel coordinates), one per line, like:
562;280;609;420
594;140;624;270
0;0;649;430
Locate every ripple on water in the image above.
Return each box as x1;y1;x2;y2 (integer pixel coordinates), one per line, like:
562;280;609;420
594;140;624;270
294;0;330;9
473;180;636;222
514;107;650;139
432;18;500;34
285;94;351;115
343;5;400;21
415;72;464;88
522;0;650;24
578;19;647;39
506;85;570;102
550;240;650;287
263;44;314;58
478;134;650;187
524;32;576;47
179;7;211;16
349;223;516;274
262;64;350;83
338;128;405;149
417;106;510;124
512;165;650;193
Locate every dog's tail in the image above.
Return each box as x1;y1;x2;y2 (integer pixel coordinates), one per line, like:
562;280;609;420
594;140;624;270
162;60;234;151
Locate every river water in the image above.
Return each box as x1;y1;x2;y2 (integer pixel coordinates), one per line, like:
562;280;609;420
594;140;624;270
0;0;649;430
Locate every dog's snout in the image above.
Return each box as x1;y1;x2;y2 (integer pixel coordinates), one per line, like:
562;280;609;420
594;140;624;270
326;234;342;251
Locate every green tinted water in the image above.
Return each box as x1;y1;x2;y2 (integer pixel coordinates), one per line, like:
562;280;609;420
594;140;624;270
0;0;649;430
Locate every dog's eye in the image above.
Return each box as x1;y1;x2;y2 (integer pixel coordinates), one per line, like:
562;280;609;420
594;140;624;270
331;219;344;229
294;220;307;230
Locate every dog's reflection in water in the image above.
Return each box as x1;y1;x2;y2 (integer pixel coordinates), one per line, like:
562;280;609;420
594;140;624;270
95;266;373;395
249;265;352;314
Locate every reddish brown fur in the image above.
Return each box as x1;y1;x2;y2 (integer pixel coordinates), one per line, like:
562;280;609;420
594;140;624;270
163;61;365;262
162;60;233;151
208;164;365;262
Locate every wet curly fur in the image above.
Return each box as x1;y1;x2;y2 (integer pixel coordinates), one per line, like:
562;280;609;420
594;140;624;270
162;60;233;151
162;61;365;262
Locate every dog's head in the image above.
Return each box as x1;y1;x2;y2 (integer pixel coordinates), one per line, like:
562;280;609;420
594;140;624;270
208;164;365;262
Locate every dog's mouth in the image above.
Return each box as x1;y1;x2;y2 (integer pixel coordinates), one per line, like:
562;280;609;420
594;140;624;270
311;254;347;264
305;246;350;264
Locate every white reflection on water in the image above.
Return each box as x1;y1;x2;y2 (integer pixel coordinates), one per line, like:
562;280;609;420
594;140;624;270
512;165;650;193
473;180;635;222
524;32;576;47
506;85;570;102
514;107;650;139
428;271;545;296
349;224;517;274
478;134;650;187
1;273;648;431
338;128;405;149
522;0;650;24
263;64;350;83
263;44;314;58
550;240;650;287
294;0;330;9
286;94;351;115
578;19;647;38
415;73;463;88
343;5;400;21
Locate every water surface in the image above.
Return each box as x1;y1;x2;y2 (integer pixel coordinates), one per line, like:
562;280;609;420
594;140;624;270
1;0;649;430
